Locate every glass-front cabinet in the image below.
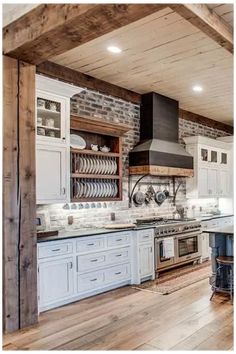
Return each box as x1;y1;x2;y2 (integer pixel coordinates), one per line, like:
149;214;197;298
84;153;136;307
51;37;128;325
36;91;66;144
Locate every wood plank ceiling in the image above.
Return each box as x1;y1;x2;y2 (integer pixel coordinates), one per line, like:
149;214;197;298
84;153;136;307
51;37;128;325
51;6;233;125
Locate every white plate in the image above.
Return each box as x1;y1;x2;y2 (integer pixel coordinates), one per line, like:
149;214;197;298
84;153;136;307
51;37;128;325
70;134;86;149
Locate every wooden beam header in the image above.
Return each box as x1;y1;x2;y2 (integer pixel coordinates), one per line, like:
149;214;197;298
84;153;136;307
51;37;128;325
179;109;233;135
36;61;141;104
170;4;233;54
3;3;166;64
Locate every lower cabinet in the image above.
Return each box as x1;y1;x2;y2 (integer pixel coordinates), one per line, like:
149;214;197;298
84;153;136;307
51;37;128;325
200;233;210;262
38;231;141;312
38;229;155;312
38;257;74;308
139;244;154;278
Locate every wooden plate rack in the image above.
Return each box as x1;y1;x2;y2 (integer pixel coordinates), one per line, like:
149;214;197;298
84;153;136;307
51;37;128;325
70;115;131;202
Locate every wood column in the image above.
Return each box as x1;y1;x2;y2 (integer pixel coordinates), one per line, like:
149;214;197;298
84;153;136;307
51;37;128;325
3;55;38;332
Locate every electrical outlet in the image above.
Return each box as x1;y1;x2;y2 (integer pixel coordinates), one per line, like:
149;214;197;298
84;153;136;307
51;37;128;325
110;212;116;221
68;215;74;225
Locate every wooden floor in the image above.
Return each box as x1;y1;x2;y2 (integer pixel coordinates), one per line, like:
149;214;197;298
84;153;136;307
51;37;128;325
3;279;233;351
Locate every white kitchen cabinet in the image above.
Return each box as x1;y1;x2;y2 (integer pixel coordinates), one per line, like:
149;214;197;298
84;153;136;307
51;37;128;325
36;144;69;204
184;136;231;198
198;167;208;197
200;232;210;262
132;229;155;284
139;244;154;278
217;170;229;197
38;257;74;309
38;231;134;312
36;75;83;205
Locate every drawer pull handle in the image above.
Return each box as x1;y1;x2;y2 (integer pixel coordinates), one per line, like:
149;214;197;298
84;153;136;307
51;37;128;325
87;243;95;246
116;239;123;242
69;262;73;269
116;254;122;257
52;248;60;252
90;278;97;282
143;236;149;238
91;259;98;262
115;271;122;275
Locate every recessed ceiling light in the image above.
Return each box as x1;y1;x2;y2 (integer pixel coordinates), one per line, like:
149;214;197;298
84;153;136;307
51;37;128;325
107;46;122;54
192;85;203;92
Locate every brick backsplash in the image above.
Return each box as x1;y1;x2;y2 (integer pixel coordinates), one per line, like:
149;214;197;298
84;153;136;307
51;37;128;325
37;88;230;229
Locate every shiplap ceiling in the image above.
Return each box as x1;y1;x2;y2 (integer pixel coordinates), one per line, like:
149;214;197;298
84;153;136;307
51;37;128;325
51;6;233;125
2;4;39;27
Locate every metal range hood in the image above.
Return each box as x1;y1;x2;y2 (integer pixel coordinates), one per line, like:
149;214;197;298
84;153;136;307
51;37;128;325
129;92;193;177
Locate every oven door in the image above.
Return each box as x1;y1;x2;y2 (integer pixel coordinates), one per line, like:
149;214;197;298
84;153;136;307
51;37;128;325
175;232;201;263
155;237;176;271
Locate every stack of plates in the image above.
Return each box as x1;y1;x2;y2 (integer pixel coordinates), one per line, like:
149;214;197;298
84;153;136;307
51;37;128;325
75;180;118;198
74;155;117;175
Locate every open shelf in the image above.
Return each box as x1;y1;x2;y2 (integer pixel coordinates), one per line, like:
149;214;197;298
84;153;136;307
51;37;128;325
70;115;130;202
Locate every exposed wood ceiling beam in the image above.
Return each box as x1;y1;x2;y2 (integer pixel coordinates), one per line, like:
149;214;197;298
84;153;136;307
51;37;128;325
37;61;233;133
3;3;166;65
169;4;233;54
36;61;141;104
179;109;233;135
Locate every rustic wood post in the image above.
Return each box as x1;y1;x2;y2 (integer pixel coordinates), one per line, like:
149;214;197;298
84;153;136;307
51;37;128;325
3;55;38;332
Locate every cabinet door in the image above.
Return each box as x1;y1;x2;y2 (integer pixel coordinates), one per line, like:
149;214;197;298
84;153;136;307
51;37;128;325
36;144;68;203
139;244;153;278
207;169;217;196
38;257;74;307
217;170;229;197
201;233;210;260
36;90;67;144
198;167;208;197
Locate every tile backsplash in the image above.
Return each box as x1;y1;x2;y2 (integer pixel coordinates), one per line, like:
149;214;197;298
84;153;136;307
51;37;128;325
37;87;230;229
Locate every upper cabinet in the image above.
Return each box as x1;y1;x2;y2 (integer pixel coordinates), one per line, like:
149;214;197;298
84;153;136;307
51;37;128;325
36;91;67;144
36;75;83;204
184;136;232;199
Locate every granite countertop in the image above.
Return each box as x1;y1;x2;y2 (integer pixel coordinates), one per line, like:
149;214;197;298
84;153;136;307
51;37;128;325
203;225;234;235
37;224;155;243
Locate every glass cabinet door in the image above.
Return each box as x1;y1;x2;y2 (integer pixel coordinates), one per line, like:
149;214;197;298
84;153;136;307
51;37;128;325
210;150;218;163
221;152;228;165
36;93;66;143
201;148;208;162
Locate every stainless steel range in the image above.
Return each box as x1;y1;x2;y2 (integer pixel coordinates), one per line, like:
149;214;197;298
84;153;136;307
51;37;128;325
136;217;202;276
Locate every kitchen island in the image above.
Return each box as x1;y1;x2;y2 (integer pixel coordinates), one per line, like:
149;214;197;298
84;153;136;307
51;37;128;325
203;225;234;286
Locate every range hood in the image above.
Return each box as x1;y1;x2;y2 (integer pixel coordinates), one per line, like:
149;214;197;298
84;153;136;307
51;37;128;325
129;92;193;177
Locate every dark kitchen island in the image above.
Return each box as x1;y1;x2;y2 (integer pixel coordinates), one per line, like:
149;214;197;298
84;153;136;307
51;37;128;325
204;225;234;287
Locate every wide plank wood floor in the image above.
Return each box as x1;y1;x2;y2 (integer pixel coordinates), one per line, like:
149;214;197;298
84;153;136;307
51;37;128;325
3;279;233;350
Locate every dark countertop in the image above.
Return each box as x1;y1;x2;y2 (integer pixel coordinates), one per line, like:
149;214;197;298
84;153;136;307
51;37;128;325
203;225;234;235
37;224;155;243
198;214;234;222
37;214;234;243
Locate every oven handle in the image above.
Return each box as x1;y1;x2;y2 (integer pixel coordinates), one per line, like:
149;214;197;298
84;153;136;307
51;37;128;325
155;230;201;242
174;231;202;240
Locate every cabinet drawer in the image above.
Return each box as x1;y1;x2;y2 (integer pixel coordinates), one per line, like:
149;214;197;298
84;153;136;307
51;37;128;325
77;252;106;272
107;233;131;247
76;236;105;253
107;247;131;264
105;263;131;283
138;229;153;243
38;242;73;259
77;270;105;293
